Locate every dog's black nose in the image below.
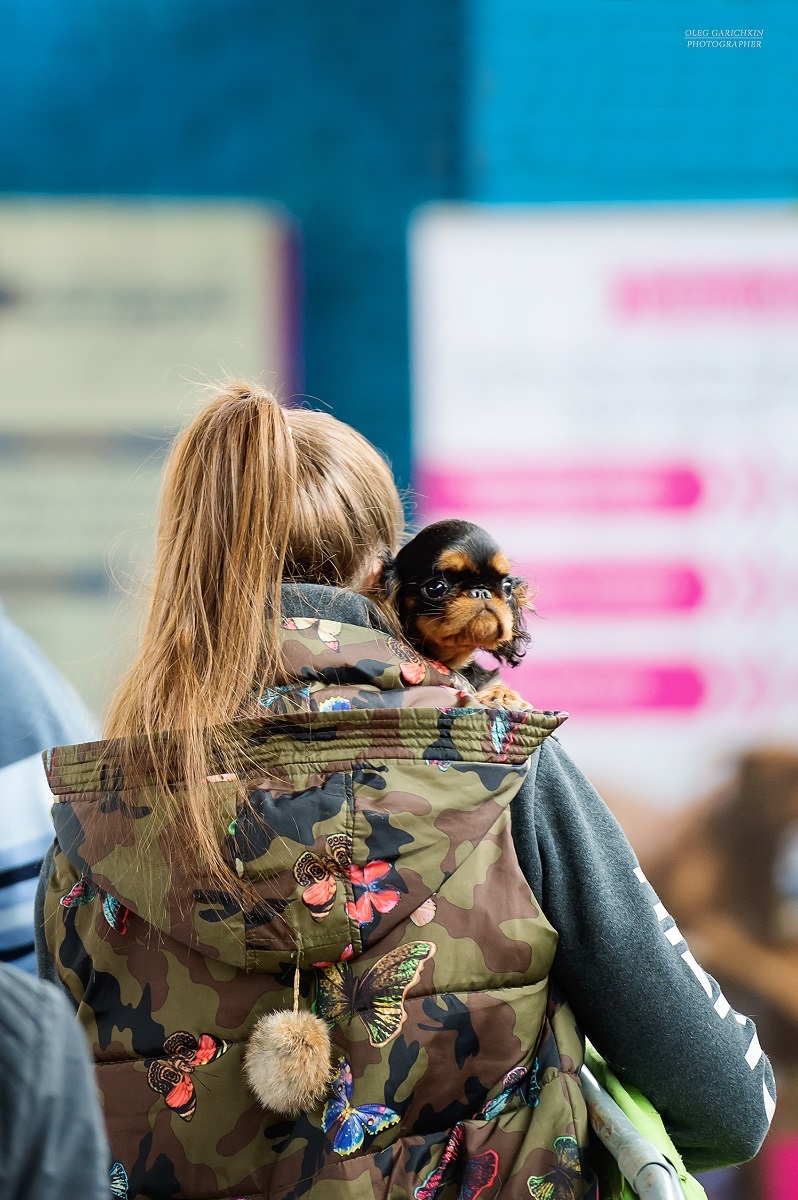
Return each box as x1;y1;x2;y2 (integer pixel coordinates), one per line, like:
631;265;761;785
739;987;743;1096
468;587;491;600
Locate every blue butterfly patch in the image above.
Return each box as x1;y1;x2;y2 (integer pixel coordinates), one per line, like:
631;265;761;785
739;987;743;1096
489;710;516;759
322;1056;400;1156
109;1161;128;1198
102;893;129;935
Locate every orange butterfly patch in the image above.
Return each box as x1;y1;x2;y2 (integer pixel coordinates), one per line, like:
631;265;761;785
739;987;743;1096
146;1031;228;1121
293;834;353;922
410;897;437;927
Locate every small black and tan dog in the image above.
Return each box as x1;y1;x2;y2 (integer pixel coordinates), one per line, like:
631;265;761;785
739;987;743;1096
380;519;534;706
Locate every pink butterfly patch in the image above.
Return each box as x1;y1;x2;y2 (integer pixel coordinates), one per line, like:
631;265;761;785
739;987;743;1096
60;875;98;907
312;944;355;969
400;660;426;685
346;861;401;926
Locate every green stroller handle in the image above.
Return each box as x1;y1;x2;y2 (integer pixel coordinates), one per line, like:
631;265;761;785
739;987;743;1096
581;1065;684;1199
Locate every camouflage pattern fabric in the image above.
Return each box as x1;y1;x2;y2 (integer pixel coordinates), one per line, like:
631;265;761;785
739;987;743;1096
42;619;595;1200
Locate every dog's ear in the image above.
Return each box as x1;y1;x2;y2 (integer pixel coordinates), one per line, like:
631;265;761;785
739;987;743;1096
360;552;406;639
376;553;401;606
491;577;535;668
510;578;536;614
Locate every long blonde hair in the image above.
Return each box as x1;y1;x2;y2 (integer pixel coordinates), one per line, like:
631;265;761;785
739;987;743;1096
105;381;403;887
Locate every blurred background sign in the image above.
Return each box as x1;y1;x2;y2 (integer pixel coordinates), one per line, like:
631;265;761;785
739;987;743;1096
0;200;298;711
411;204;798;847
0;5;795;1191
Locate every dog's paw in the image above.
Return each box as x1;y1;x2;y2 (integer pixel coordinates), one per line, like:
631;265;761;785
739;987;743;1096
475;683;535;710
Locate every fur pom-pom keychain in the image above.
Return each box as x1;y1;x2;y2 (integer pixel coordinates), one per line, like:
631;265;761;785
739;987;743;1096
243;960;333;1117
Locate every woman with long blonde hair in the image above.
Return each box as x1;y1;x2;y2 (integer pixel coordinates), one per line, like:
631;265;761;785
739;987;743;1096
37;383;773;1200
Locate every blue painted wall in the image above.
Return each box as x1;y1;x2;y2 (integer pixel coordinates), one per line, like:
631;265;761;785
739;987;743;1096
1;1;796;487
0;0;464;489
467;0;798;201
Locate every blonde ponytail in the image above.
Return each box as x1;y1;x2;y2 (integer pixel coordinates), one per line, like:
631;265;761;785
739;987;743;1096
105;383;298;887
105;382;403;891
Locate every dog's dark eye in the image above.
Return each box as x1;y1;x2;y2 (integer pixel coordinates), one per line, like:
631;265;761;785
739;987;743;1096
422;579;448;599
501;579;513;598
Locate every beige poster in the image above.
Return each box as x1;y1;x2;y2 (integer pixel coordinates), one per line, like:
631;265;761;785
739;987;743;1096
0;200;296;710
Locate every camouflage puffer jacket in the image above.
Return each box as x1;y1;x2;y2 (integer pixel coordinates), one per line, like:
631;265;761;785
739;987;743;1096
42;619;595;1200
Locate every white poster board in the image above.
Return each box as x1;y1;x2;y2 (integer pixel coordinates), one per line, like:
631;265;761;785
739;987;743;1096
411;205;798;825
0;200;297;709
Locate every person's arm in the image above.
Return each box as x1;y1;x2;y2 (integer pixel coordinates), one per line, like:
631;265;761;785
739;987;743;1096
0;966;109;1200
0;754;57;972
0;602;99;974
510;737;776;1174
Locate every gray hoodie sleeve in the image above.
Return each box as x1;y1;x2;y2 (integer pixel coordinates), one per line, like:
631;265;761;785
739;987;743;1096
0;964;109;1200
510;736;776;1174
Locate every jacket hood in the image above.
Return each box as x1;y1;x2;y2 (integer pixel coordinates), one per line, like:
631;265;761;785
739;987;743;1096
45;602;565;973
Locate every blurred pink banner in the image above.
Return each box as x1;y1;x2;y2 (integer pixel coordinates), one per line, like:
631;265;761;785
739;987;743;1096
417;463;703;517
523;562;704;617
510;660;706;714
614;266;798;317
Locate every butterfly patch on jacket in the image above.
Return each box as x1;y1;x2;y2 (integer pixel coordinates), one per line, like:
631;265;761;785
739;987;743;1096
281;616;342;652
257;683;312;713
414;1121;499;1200
476;1060;540;1121
102;893;129;935
61;876;130;934
527;1135;584;1199
293;834;353;921
316;942;435;1046
60;875;98;908
345;860;401;927
322;1056;400;1156
109;1161;129;1198
489;710;520;761
146;1031;229;1120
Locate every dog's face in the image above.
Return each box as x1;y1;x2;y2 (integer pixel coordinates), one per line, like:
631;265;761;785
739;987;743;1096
382;520;532;670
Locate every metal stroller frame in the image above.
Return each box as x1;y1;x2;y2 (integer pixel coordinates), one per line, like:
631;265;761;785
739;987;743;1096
581;1065;684;1200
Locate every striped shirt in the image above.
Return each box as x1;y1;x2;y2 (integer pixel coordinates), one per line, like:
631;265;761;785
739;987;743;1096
0;604;96;971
